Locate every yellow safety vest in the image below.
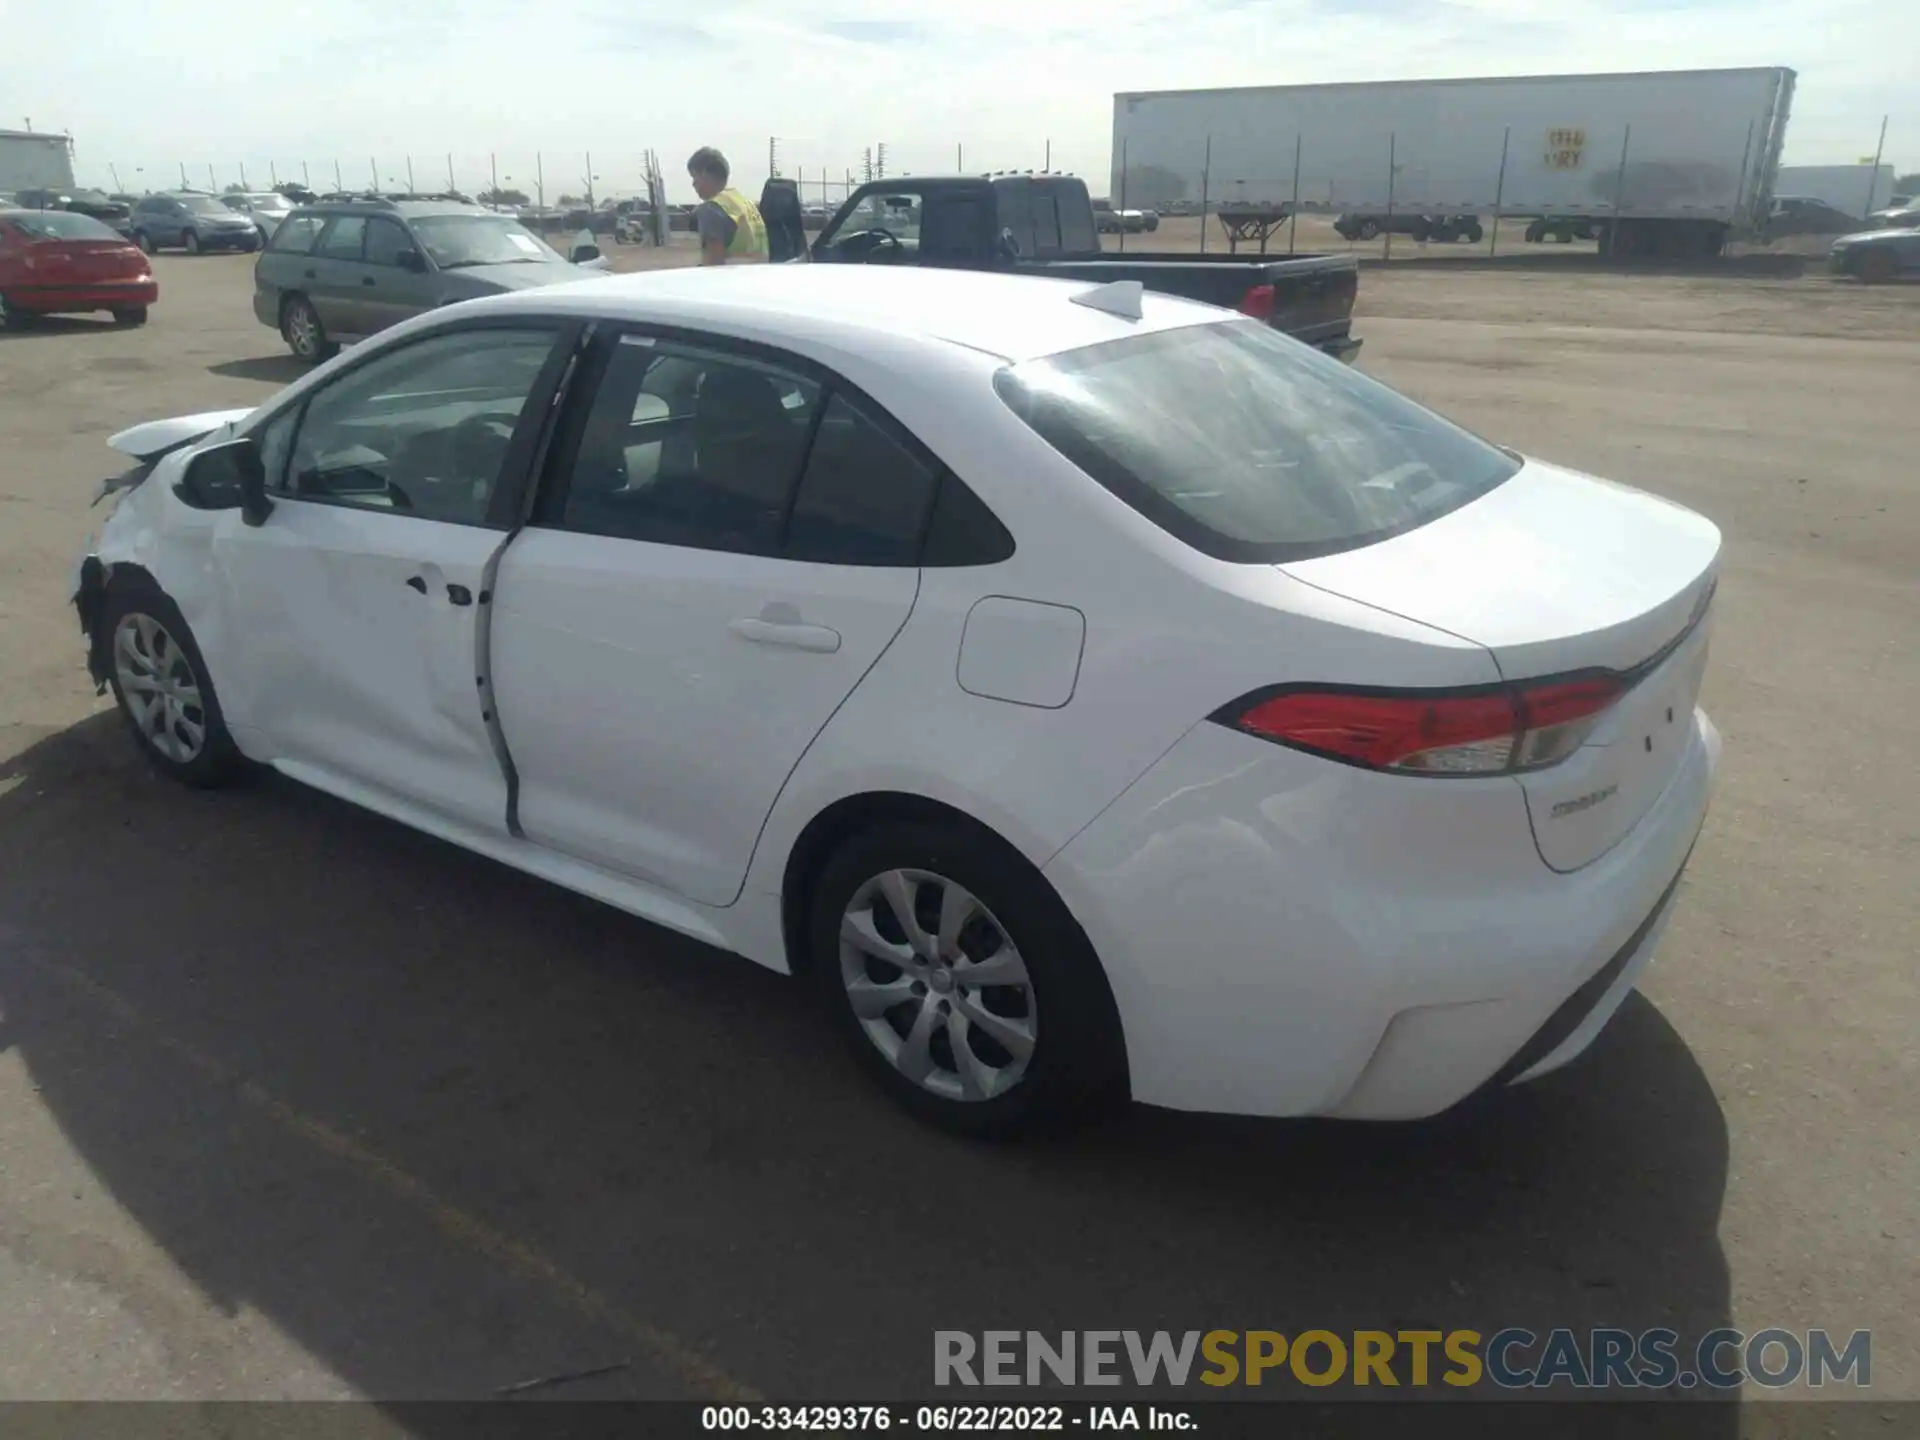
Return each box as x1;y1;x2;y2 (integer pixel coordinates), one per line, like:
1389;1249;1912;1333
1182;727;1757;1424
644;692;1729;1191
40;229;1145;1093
710;188;768;260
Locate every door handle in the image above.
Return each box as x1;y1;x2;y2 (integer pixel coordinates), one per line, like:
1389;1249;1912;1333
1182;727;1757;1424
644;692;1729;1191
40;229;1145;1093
728;617;841;653
405;575;428;594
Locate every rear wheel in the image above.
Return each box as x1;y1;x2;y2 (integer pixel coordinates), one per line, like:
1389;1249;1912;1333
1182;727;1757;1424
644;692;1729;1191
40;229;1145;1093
281;295;336;363
810;820;1127;1138
1523;221;1545;243
1858;248;1898;284
101;582;241;788
112;306;148;327
1357;219;1382;240
1464;222;1485;243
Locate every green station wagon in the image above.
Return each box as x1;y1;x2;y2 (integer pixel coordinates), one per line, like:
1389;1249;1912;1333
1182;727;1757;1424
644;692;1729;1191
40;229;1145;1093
252;194;607;362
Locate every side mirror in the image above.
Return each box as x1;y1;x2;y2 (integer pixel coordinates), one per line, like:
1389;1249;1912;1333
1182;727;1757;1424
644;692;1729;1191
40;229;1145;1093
396;248;427;273
175;436;268;523
571;241;602;264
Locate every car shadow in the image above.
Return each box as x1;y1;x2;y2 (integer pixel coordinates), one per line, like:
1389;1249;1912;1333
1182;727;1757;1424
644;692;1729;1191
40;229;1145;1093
0;715;1736;1423
0;315;127;342
206;355;308;385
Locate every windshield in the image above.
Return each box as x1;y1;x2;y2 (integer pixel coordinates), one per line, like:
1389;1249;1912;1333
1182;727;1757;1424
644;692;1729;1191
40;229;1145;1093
181;195;232;215
994;319;1521;562
10;210;122;241
409;215;561;267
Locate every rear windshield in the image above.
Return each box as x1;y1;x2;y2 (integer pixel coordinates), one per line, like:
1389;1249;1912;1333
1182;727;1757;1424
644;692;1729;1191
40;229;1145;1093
8;210;122;241
993;318;1520;562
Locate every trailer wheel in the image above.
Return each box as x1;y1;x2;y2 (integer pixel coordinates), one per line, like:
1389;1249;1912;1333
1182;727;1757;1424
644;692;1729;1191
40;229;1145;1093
1464;222;1484;244
1524;221;1545;243
1357;219;1382;240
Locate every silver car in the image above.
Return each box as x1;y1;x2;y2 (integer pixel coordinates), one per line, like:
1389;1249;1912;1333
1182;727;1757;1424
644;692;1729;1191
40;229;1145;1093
223;191;295;242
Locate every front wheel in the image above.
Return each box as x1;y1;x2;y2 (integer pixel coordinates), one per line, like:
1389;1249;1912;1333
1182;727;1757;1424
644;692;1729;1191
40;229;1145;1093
184;229;202;255
1464;223;1484;243
101;583;241;788
133;230;155;254
811;820;1127;1138
1357;219;1382;240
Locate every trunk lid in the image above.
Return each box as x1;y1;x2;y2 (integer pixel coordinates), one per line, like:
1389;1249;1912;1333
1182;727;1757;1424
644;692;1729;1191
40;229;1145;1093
1282;458;1721;871
32;237;148;284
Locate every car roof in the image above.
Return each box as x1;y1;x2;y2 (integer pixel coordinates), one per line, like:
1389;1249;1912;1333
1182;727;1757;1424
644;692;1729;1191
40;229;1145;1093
478;264;1232;364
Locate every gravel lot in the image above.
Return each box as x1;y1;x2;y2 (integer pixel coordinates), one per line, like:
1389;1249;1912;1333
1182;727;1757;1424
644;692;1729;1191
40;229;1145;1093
0;254;1914;1409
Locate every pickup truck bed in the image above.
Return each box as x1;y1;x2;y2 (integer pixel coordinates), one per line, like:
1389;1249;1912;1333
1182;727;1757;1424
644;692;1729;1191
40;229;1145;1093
763;175;1361;362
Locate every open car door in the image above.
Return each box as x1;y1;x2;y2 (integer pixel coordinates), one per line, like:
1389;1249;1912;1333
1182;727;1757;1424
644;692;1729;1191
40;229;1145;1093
759;178;806;263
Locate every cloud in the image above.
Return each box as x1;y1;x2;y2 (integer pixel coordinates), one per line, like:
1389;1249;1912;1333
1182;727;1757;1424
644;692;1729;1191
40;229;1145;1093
0;0;1910;202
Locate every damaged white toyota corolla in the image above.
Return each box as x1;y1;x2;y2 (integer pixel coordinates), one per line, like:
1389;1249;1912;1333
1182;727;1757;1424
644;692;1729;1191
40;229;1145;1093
73;265;1722;1136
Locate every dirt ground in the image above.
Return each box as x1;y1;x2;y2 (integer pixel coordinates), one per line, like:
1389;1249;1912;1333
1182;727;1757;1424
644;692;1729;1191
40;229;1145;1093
0;255;1914;1411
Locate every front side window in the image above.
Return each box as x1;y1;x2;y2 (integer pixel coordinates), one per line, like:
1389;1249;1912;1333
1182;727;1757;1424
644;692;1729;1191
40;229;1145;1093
553;338;820;553
180;195;231;216
279;327;562;525
994;318;1521;562
363;218;414;267
818;191;922;261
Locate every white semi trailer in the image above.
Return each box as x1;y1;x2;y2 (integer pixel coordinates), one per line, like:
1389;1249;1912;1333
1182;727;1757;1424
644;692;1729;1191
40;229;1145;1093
0;128;77;195
1112;67;1796;258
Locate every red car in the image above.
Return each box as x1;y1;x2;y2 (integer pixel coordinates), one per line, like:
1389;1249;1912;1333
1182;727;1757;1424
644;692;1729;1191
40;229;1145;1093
0;207;158;327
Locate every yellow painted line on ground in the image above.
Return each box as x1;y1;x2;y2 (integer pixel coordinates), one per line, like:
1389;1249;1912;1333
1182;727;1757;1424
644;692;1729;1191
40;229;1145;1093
22;952;761;1403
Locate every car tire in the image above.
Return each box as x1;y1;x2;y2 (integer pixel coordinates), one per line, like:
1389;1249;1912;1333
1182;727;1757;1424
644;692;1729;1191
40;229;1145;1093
1858;248;1898;284
133;230;154;255
1465;223;1485;243
1357;219;1382;240
809;819;1128;1139
111;306;148;326
100;581;242;789
184;229;202;256
281;295;337;363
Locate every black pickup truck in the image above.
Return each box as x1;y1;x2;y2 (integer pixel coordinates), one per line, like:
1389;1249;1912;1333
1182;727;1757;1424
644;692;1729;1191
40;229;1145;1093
759;175;1360;362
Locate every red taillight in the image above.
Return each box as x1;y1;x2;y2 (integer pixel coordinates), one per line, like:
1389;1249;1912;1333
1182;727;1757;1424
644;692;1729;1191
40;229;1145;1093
1224;676;1625;776
1238;283;1276;320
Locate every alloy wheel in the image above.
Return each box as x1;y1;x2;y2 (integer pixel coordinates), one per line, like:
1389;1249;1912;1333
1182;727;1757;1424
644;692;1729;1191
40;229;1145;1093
112;612;207;763
285;303;319;358
838;869;1037;1103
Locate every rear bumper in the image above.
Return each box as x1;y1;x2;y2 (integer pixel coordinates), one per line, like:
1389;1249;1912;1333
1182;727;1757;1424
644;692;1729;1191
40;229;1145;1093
1043;707;1720;1120
196;229;259;251
6;279;158;312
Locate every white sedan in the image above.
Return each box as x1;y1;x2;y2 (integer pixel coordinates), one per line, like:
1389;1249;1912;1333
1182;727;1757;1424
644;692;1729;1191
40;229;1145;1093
221;191;295;241
72;266;1721;1136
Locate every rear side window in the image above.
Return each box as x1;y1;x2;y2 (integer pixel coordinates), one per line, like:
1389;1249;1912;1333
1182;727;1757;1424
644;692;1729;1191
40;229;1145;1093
317;216;367;259
270;214;324;254
994;319;1520;563
784;395;938;566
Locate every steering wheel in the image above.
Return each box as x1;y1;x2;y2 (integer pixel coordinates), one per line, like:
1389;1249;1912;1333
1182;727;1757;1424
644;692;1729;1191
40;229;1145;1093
837;228;902;261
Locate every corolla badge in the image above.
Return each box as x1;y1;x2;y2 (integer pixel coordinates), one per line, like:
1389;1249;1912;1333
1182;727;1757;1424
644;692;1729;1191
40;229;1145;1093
1550;783;1618;819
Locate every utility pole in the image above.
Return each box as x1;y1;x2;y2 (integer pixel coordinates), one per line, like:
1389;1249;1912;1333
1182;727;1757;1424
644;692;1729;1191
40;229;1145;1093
178;161;188;188
110;162;124;191
1044;138;1051;171
208;163;217;192
447;153;456;191
862;148;874;183
333;160;342;190
239;161;249;189
1864;115;1889;217
875;142;888;180
406;155;415;191
536;152;545;212
769;136;781;180
370;156;379;190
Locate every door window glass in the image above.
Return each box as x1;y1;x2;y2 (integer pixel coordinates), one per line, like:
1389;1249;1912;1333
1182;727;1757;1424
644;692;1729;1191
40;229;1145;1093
363;218;413;267
317;215;367;260
281;328;561;525
553;338;820;553
269;214;324;254
784;394;938;566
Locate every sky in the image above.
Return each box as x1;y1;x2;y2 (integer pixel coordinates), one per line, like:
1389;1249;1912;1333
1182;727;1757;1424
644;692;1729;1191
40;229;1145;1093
1;0;1911;202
